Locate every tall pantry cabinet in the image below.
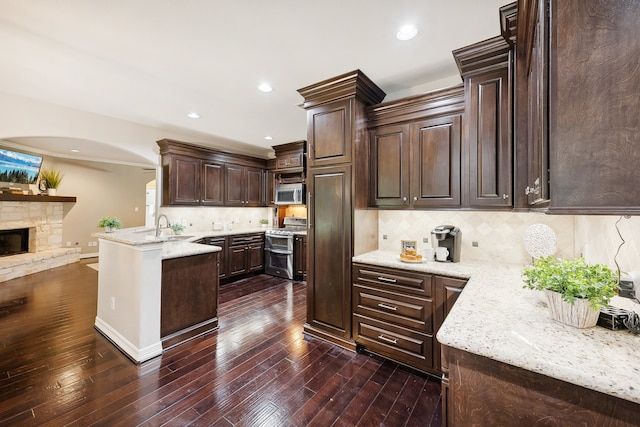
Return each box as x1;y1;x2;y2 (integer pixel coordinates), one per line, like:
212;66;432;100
297;70;386;349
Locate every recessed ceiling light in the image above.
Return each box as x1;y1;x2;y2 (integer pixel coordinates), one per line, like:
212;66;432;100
258;83;273;93
264;136;273;140
69;149;79;153
187;112;201;119
396;24;418;41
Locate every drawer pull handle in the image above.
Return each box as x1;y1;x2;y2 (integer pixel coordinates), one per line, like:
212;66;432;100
378;334;398;345
377;276;397;284
377;303;397;311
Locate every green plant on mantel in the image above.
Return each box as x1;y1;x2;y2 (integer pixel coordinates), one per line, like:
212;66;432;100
522;256;619;310
39;168;64;189
97;216;122;230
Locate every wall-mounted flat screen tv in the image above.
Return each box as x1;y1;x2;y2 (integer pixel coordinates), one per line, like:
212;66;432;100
0;148;43;184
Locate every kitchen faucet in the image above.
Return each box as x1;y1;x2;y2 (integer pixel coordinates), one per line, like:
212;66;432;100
156;214;171;237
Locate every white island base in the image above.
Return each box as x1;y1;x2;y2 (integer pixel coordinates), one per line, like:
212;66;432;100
94;239;163;363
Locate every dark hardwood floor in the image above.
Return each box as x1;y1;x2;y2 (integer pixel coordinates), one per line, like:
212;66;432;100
0;259;441;426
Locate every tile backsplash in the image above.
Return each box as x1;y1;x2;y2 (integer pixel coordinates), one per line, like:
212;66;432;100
158;206;273;231
377;210;640;274
378;210;575;266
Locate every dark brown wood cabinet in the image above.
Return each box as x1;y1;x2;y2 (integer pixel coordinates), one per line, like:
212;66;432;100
433;275;466;373
368;86;464;209
196;236;227;280
160;252;219;349
273;141;306;173
298;70;386;350
453;36;513;209
294;234;307;281
225;164;264;207
158;139;267;207
352;263;434;373
515;0;640;214
227;233;264;278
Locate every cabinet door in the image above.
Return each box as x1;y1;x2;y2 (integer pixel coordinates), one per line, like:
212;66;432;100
264;169;275;206
245;166;264;207
411;116;462;208
294;234;307;280
306;100;352;167
247;241;264;272
224;164;245;207
208;237;227;280
201;161;225;206
433;276;467;372
306;165;352;341
369;124;411;208
467;68;512;208
227;244;248;277
169;155;201;205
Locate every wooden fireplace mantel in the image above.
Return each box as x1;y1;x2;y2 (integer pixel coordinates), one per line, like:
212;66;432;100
0;193;76;203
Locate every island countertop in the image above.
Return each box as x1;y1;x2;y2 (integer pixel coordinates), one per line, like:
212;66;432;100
352;250;640;405
93;227;268;259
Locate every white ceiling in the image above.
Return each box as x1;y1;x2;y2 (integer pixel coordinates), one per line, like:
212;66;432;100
0;0;510;166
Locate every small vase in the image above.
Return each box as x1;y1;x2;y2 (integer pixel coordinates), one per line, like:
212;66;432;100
47;188;57;196
544;290;600;328
104;226;113;233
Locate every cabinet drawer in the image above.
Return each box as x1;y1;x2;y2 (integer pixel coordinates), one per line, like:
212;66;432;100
276;153;303;170
228;233;264;245
353;263;432;297
353;314;433;372
353;284;432;333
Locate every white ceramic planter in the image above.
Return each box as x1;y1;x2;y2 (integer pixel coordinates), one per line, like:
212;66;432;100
544;289;600;328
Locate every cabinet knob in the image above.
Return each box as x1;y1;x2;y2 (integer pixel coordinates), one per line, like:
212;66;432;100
413;196;418;201
502;194;509;199
402;197;407;202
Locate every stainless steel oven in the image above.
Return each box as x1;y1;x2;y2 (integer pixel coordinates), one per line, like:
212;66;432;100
265;231;294;279
264;216;307;280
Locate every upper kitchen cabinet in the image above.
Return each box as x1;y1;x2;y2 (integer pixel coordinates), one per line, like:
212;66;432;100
368;86;464;209
453;36;513;209
158;139;267;207
516;0;640;214
273;141;306;174
225;164;264;207
300;71;386;172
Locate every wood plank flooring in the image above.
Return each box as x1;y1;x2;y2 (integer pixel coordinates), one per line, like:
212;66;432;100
0;259;442;426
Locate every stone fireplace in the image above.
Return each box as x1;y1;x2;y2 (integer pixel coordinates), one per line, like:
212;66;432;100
0;228;29;256
0;199;80;282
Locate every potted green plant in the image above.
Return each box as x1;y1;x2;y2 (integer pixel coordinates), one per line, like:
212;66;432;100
259;218;269;229
97;216;122;233
523;256;619;328
171;223;186;235
39;168;64;196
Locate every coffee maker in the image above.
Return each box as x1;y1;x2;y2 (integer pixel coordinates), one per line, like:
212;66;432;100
431;225;461;262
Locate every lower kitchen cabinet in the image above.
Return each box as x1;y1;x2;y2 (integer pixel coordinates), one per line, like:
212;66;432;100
294;234;307;281
352;262;466;376
227;233;264;278
161;252;219;349
196;236;227;280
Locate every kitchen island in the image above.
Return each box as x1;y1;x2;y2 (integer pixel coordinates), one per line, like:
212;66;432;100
93;227;224;363
352;250;640;426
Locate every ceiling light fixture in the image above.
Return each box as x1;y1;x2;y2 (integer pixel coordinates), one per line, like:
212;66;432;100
258;83;273;93
187;112;201;119
264;136;273;140
396;24;418;41
69;149;79;153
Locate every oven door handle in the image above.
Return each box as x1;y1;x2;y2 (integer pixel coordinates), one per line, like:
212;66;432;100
265;248;293;255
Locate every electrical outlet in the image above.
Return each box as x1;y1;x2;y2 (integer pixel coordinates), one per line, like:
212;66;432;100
88;241;93;247
110;297;116;310
383;235;387;240
66;241;71;247
472;241;479;247
423;237;428;243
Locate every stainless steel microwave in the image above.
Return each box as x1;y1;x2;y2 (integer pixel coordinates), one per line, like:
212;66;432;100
274;183;305;205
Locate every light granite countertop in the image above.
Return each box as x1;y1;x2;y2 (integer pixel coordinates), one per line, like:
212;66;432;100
93;226;267;260
352;250;640;405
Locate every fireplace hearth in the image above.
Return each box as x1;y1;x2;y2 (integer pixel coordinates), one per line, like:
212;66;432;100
0;228;29;257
